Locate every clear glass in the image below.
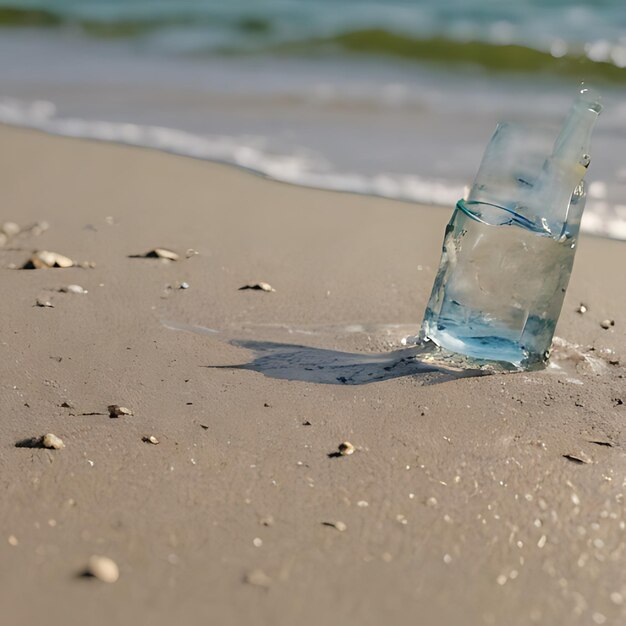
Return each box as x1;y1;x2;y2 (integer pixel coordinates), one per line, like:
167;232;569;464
420;197;581;370
419;115;593;371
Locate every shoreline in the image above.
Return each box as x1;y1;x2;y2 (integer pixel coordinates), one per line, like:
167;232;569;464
0;92;624;241
1;125;625;626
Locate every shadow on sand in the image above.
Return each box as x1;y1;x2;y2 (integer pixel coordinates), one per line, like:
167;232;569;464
212;340;489;386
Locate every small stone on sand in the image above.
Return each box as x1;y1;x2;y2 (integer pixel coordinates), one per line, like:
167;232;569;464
323;521;347;532
244;568;271;588
600;319;615;329
185;249;198;258
23;251;74;269
108;405;133;418
2;221;20;237
85;555;119;583
143;248;179;261
42;433;64;450
60;284;87;294
338;441;355;456
143;435;159;445
253;537;263;547
8;535;18;546
35;297;54;308
259;515;275;527
576;303;587;314
239;282;275;292
179;282;190;290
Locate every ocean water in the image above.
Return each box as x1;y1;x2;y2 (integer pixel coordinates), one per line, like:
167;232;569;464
1;0;626;239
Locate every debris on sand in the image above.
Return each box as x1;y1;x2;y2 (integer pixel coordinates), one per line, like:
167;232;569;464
328;441;356;458
84;555;119;583
135;248;179;261
322;521;347;532
35;297;54;308
178;282;190;290
42;433;65;450
338;442;355;456
59;284;87;294
108;405;134;418
576;303;588;314
244;568;271;588
239;282;275;292
600;319;615;330
142;435;159;445
22;251;74;269
185;249;199;258
563;452;593;465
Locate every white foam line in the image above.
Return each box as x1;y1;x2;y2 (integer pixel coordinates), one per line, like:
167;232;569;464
1;97;624;241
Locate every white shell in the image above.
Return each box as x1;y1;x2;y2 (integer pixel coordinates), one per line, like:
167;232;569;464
86;556;119;583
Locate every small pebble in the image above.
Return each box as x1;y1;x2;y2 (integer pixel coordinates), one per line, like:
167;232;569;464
35;297;54;308
185;249;199;258
8;535;18;546
600;319;615;330
42;433;64;450
576;303;588;314
252;537;263;547
143;248;179;261
85;555;119;583
143;436;159;445
179;282;189;290
259;515;275;527
244;568;271;588
239;282;275;292
323;521;347;532
338;441;355;456
23;251;74;269
108;405;133;418
2;221;20;237
60;284;87;295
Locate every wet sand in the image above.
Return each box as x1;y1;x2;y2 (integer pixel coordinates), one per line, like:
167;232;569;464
0;125;625;626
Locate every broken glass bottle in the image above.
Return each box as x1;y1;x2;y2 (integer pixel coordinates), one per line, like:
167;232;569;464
420;87;602;370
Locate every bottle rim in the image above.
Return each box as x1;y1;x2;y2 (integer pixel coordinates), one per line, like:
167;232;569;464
456;198;537;231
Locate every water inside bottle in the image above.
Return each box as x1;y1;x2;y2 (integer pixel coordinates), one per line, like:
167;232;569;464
420;200;576;369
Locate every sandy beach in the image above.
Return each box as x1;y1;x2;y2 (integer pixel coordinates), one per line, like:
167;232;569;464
1;125;625;625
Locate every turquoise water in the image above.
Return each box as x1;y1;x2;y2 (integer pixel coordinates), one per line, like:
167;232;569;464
1;0;626;77
0;0;625;239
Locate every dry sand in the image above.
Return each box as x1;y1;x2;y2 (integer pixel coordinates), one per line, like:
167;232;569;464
0;125;625;626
